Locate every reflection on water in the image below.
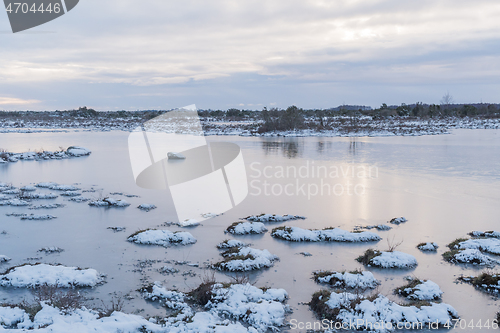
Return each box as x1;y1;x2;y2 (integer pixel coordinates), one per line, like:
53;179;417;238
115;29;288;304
261;139;302;158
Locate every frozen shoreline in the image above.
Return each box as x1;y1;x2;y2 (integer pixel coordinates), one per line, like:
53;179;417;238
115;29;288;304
0;116;499;137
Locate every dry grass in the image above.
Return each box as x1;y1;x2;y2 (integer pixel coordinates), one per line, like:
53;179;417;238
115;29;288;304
356;249;381;266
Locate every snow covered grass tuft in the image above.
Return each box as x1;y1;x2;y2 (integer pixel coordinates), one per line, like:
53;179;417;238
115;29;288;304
38;247;64;254
88;197;130;207
19;192;58;199
309;289;458;331
0;263;103;288
0;199;30;206
137;203;157;211
107;226;126;232
20;214;57;221
140;280;289;332
29;203;65;210
127;229;196;247
213;247;279;272
417;242;439;252
394;278;443;300
0;255;11;262
469;231;500;238
356;249;418;269
458;273;500;294
389;217;408;225
455;238;500;255
226;221;268;235
217;239;248;249
244;214;305;222
313;270;380;289
443;249;498;266
271;226;380;242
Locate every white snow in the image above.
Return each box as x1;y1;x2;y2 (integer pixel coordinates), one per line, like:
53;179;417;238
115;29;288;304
271;226;381;242
128;229;197;247
323;291;458;331
418;242;439;251
401;280;443;301
315;270;380;289
137;203;157;211
214;247;279;272
245;214;305;222
201;212;221;218
369;251;418;268
227;222;268;235
0;264;103;288
60;191;81;197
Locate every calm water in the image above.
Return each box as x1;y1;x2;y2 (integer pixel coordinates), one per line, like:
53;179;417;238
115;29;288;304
1;129;500;331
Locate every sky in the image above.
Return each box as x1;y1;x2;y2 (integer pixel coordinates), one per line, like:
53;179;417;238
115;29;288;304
1;0;500;111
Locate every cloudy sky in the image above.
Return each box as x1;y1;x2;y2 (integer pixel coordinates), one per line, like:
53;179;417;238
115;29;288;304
1;0;500;110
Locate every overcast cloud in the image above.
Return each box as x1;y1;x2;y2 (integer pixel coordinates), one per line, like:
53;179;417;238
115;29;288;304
1;0;500;110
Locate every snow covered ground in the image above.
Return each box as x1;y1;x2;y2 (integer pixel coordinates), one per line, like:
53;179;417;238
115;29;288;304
417;242;439;251
395;279;443;300
243;214;305;222
357;250;418;269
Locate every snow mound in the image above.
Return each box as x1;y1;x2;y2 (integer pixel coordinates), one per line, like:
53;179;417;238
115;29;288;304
456;238;500;255
36;182;58;188
244;214;305;222
178;219;200;227
271;226;381;242
20;185;37;191
369;251;418;269
60;191;81;197
20;192;58;199
48;184;80;191
107;226;126;232
69;197;90;202
417;242;439;251
167;152;186;159
362;224;392;231
66;146;91;157
0;255;11;262
226;222;268;235
316;290;458;331
217;239;248;249
141;282;288;332
446;249;497;266
0;199;30;206
389;217;408;225
137;203;157;211
20;214;57;220
158;266;180;274
396;279;443;300
89;198;130;207
38;247;64;253
29;203;65;209
470;230;500;238
314;270;380;289
128;229;197;247
201;212;221;218
214;247;279;272
0;264;103;288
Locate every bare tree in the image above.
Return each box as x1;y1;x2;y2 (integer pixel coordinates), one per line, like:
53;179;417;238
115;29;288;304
440;92;454;108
